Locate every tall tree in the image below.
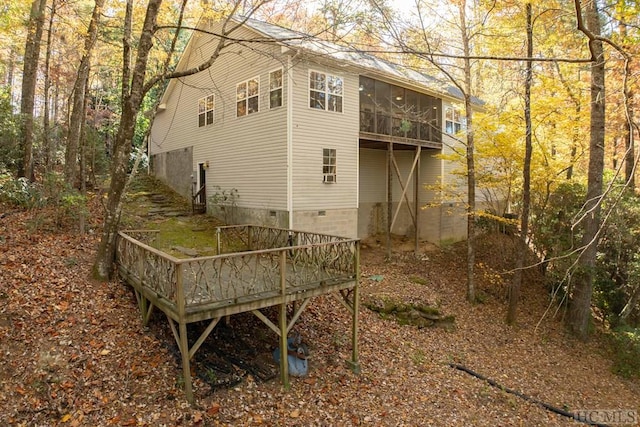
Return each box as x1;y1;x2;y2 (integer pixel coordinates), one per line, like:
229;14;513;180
64;0;106;187
458;0;477;303
93;0;164;279
18;0;48;181
569;0;605;339
42;0;57;173
507;2;533;324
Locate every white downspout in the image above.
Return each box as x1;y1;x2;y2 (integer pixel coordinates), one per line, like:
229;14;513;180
287;53;294;230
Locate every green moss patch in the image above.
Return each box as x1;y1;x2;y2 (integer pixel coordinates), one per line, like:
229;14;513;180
364;294;455;330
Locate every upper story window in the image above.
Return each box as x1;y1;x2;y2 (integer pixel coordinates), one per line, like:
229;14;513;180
445;107;463;134
237;77;259;117
198;94;214;127
323;148;337;183
310;70;343;113
269;69;283;109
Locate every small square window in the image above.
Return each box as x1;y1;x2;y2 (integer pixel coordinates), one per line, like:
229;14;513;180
198;94;215;127
323;148;336;183
445;107;464;135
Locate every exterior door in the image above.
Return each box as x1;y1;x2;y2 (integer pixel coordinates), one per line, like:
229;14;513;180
194;163;206;213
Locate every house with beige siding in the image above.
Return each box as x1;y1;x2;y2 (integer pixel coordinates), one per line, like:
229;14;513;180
149;16;481;245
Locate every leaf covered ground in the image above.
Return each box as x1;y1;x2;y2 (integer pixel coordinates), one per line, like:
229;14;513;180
1;189;639;426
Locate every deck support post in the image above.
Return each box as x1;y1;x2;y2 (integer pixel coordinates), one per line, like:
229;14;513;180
179;321;192;403
279;251;289;388
134;290;154;326
175;264;194;403
347;242;361;374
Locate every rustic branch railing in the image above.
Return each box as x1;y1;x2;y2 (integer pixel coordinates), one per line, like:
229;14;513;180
116;225;360;403
117;226;358;315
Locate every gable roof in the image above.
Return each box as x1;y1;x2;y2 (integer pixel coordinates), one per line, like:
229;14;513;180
237;16;483;106
160;16;483;107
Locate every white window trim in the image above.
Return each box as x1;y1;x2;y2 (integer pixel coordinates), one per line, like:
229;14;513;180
445;106;464;134
269;68;283;109
198;94;215;127
236;76;260;118
309;69;344;113
323;148;337;183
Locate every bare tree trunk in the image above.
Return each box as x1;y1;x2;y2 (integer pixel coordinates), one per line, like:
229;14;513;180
624;94;634;187
93;0;164;280
64;0;105;187
43;0;56;174
121;0;133;103
617;21;635;188
93;2;243;280
507;2;533;325
78;70;91;234
18;0;48;181
4;48;15;89
459;1;476;303
569;0;605;340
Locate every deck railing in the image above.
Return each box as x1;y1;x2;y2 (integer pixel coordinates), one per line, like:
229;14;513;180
116;226;359;316
214;225;349;254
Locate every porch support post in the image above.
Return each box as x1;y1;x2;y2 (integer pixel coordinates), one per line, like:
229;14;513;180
386;142;393;259
414;145;421;256
390;148;419;229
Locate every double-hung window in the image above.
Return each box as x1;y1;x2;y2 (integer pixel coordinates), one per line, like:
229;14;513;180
237;77;259;117
198;94;215;127
310;71;343;113
269;69;283;109
323;148;337;183
445;107;463;134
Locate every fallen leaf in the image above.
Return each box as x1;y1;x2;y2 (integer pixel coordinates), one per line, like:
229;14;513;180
192;412;203;424
207;402;221;416
290;409;300;418
60;413;71;423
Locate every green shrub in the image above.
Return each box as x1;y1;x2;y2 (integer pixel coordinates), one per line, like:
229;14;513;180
0;88;19;171
0;174;45;209
0;172;89;230
609;327;640;379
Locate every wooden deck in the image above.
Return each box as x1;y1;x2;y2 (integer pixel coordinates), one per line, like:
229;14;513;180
116;225;360;402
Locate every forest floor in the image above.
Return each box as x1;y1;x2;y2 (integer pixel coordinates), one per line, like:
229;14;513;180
1;178;639;426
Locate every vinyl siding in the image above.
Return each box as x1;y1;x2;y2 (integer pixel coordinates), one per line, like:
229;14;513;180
289;62;359;210
359;149;387;203
359;148;440;204
150;23;289;210
149;19;466;240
